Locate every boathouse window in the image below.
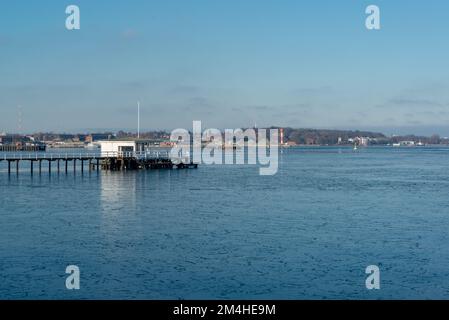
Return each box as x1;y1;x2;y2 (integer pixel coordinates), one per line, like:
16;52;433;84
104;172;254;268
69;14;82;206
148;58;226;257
119;146;134;152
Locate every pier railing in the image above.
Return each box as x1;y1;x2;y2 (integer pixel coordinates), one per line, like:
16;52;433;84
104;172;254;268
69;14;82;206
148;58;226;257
109;151;172;159
0;151;179;161
1;152;102;161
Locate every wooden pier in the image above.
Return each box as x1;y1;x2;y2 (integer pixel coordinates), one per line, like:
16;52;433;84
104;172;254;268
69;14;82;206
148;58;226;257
0;152;197;175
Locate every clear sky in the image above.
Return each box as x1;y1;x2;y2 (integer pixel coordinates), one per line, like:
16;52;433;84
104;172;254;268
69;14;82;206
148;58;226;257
1;0;449;135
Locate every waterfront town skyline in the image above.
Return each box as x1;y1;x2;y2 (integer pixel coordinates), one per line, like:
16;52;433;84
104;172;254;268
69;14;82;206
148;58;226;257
1;127;448;149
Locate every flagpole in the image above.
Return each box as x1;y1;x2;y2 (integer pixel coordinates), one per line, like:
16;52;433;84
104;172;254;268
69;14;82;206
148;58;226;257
137;101;140;139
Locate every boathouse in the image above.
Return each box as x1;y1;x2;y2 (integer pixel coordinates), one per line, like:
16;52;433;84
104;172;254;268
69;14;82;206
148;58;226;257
98;139;155;155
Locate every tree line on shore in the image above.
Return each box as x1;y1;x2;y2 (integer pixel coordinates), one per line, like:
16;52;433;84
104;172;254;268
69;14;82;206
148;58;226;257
279;128;447;145
2;128;448;146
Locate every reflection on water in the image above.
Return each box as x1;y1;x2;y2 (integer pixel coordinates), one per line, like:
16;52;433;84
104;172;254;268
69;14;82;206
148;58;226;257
100;172;137;214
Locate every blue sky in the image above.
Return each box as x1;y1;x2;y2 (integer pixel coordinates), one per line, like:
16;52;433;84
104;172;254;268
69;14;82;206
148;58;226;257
1;0;449;135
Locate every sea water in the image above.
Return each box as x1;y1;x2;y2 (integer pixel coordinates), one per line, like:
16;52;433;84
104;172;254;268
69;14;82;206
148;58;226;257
1;146;449;299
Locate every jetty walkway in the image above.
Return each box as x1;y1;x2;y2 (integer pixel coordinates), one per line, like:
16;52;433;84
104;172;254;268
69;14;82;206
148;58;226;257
0;151;197;174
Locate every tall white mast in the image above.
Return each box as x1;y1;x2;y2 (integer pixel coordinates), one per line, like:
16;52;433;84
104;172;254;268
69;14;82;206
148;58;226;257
17;105;23;134
137;101;140;139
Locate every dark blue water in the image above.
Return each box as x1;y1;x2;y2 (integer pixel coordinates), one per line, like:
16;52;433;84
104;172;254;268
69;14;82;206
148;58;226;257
1;146;449;299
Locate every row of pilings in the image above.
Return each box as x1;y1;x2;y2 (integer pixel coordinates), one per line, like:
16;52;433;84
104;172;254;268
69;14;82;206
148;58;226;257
2;158;101;175
1;156;198;175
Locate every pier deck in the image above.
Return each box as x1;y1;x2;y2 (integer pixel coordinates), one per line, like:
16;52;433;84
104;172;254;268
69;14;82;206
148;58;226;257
0;151;197;174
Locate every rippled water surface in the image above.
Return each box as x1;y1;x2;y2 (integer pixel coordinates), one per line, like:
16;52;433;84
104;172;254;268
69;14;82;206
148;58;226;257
1;146;449;299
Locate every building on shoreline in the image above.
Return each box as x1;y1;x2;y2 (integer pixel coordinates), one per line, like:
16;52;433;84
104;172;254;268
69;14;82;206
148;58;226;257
0;134;46;151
